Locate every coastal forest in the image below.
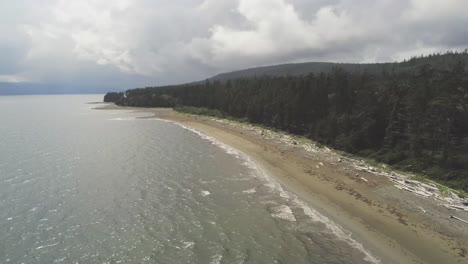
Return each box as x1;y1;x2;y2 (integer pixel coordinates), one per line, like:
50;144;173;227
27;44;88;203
104;52;468;191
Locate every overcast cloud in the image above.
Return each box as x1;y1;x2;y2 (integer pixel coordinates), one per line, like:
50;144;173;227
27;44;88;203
1;0;467;92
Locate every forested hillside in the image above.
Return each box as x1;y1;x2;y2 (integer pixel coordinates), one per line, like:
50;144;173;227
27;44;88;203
104;52;468;191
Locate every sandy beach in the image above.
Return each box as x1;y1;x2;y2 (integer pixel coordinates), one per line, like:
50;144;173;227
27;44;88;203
97;104;468;264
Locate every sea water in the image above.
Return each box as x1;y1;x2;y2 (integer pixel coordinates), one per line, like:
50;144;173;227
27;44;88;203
0;95;379;263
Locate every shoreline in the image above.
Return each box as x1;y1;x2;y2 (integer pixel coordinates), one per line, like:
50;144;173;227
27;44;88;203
97;104;468;264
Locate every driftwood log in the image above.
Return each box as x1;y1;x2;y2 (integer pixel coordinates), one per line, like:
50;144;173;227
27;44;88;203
450;215;468;224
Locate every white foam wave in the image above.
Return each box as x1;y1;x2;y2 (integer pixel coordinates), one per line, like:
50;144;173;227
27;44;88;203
35;242;60;250
201;190;211;196
295;197;380;263
108;117;136;121
53;257;67;263
242;188;256;194
153;119;380;264
210;254;223;264
108;113;154;121
271;205;296;222
182;241;194;249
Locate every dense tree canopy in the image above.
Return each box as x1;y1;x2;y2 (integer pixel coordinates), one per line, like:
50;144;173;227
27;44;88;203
105;52;468;191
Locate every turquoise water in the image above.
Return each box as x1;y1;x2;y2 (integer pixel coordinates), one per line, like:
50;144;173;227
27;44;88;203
0;95;378;263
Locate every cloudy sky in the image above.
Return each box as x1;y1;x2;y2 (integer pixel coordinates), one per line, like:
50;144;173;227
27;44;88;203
1;0;467;92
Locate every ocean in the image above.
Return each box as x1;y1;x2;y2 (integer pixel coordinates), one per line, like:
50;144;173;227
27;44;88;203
0;95;378;263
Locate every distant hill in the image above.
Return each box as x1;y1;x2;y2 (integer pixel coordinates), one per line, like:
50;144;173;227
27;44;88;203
208;62;392;81
0;82;55;95
208;52;468;81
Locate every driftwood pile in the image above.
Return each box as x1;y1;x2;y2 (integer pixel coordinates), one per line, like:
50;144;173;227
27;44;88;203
212;118;468;215
352;163;468;213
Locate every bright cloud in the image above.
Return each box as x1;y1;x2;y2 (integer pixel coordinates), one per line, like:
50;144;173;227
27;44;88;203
0;0;467;91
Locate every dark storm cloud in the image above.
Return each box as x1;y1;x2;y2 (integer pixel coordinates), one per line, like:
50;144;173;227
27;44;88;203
0;0;467;90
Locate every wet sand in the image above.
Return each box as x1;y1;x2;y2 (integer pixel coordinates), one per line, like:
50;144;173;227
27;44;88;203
97;104;468;264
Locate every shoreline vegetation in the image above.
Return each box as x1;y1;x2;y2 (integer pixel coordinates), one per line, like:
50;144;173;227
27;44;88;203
175;106;468;195
174;106;468;198
97;104;468;264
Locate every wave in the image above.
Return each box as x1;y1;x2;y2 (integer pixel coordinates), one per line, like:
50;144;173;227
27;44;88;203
108;117;137;121
242;188;257;194
210;254;223;264
151;118;381;264
271;204;296;222
108;112;155;121
182;241;194;249
35;242;60;250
